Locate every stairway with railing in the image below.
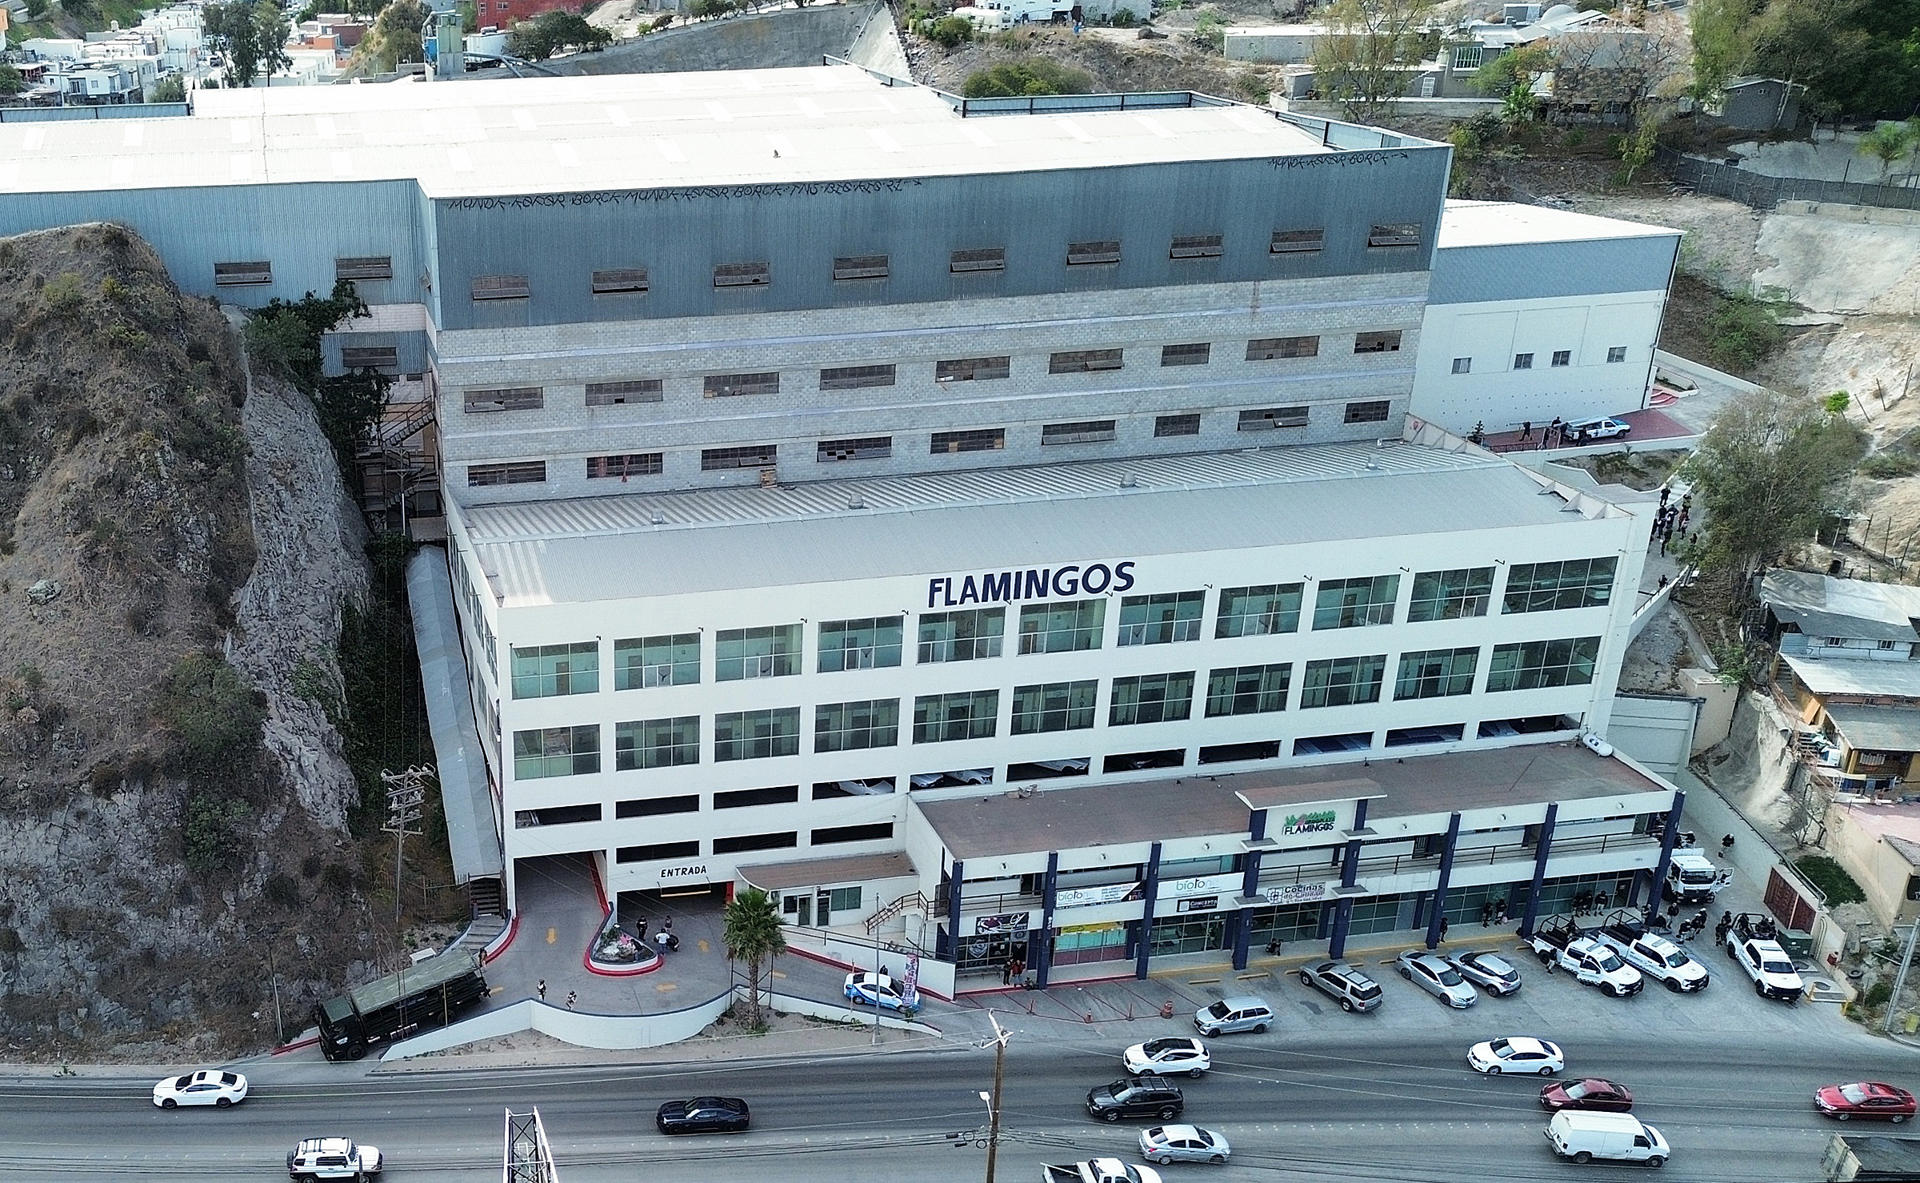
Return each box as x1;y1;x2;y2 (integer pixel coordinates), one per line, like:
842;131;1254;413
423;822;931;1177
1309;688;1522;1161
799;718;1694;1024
864;891;930;934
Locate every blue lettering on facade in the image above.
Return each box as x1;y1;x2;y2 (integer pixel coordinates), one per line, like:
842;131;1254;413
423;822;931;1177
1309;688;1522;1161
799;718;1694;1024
927;560;1141;609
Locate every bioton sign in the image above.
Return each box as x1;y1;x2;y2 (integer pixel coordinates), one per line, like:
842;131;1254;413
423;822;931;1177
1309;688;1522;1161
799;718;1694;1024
927;560;1138;609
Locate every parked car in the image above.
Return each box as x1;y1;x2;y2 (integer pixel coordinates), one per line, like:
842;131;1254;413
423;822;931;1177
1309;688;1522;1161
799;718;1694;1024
1139;1125;1231;1165
1540;1079;1634;1113
655;1096;751;1134
1468;1036;1564;1076
1193;995;1273;1036
1815;1082;1917;1122
287;1136;383;1180
1297;960;1384;1012
1087;1075;1184;1123
1446;950;1522;997
1395;951;1478;1008
152;1070;248;1109
844;971;914;1012
1563;415;1631;442
1123;1036;1210;1077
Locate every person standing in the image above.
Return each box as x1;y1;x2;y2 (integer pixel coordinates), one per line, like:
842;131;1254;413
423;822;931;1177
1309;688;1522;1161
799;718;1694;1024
1520;420;1533;441
537;979;547;1002
565;990;577;1010
1439;917;1450;942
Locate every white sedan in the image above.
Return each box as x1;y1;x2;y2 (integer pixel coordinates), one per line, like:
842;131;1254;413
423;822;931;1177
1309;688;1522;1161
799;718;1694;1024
1123;1036;1211;1077
843;971;915;1012
1467;1036;1564;1076
1140;1124;1232;1164
153;1069;249;1108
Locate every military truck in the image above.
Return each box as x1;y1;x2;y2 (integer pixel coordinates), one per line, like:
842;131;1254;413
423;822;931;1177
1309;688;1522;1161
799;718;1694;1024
313;951;489;1061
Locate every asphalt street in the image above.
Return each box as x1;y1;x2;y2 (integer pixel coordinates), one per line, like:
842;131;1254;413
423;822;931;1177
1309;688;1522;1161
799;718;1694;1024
0;1017;1909;1183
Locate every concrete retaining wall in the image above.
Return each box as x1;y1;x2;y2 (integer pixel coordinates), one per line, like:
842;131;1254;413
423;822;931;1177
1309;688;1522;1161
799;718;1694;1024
554;2;879;75
380;990;734;1059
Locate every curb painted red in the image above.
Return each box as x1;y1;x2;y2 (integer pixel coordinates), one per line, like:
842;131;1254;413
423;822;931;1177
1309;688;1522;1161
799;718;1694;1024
271;1035;320;1055
781;943;953;1003
582;894;662;977
482;913;520;964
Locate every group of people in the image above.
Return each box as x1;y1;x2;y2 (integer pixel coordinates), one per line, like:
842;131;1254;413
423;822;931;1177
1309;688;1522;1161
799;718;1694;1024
636;915;680;953
1651;486;1693;557
1516;417;1570;449
1478;898;1512;926
1000;954;1027;986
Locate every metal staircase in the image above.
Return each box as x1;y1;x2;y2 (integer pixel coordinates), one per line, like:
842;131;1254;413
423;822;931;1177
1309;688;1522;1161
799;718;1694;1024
865;891;931;933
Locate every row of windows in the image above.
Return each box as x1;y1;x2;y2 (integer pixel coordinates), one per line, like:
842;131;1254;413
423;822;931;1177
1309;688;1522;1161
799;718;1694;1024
507;636;1602;779
610;823;895;865
461;335;1404;416
1450;347;1630;375
504;563;1616;698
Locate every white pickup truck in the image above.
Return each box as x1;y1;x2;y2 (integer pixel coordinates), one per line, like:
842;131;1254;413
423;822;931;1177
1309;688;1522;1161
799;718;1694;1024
1664;849;1729;903
1526;916;1645;997
1593;919;1709;993
1042;1160;1162;1183
1726;913;1804;1001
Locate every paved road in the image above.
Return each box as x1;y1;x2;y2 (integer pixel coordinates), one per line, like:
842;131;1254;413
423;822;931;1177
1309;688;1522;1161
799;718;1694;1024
0;1016;1906;1183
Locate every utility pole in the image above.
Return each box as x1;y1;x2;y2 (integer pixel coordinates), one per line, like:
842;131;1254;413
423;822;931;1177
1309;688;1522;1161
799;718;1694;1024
1887;920;1920;1035
983;1013;1010;1183
382;766;431;928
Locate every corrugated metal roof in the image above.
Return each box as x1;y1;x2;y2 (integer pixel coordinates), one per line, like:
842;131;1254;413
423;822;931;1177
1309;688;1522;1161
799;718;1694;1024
1784;654;1920;698
1763;570;1920;644
1824;703;1920;753
406;550;505;882
464;442;1618;606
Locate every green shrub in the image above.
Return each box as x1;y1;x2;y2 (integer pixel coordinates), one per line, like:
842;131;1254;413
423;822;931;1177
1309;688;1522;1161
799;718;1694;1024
1706;288;1787;370
42;272;85;317
1860;452;1920;479
157;652;265;778
182;791;251;874
1863;978;1893;1009
961;57;1094;98
1111;7;1137;25
1793;855;1866;906
650;12;673;28
924;14;973;46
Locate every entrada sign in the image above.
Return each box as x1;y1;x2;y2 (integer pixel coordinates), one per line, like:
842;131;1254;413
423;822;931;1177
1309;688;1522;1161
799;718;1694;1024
1282;810;1338;836
658;863;707;881
927;561;1138;609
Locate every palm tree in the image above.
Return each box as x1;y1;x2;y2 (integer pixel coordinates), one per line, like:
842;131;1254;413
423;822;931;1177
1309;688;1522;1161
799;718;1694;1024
722;888;787;1028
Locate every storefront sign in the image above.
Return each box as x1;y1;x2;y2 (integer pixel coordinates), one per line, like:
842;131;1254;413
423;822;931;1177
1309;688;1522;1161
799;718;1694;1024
903;954;920;1008
1163;872;1240;898
1282;809;1338;837
1260;882;1332;905
655;863;708;884
1176;895;1219;913
1057;881;1145;908
927;560;1137;609
975;912;1030;936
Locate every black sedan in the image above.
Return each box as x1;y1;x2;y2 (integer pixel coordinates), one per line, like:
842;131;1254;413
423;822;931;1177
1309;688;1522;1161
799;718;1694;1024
656;1096;751;1135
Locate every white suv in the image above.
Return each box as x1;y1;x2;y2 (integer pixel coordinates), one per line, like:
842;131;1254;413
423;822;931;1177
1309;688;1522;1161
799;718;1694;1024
288;1137;383;1181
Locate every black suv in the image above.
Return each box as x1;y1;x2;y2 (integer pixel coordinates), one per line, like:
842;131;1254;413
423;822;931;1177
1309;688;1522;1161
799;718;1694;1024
1087;1075;1184;1123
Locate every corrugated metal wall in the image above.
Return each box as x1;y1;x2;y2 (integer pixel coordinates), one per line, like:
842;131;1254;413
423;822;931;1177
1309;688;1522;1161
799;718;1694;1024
1428;235;1680;305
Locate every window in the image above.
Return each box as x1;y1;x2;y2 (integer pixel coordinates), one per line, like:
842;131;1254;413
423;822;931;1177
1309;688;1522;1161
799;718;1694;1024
1067;239;1122;265
1018;599;1106;654
468;461;545;486
817;436;892;463
936;355;1011;383
1552;350;1572;367
713;831;798;853
918;608;1005;663
715;785;799;809
616;795;699;818
1607;346;1628;363
713;708;802;761
1344;400;1391;424
1486;637;1602;692
833;254;889;281
1394;647;1480;700
1246;336;1318;361
714;261;770;288
591;268;649;294
1354;331;1403;354
1271;228;1324;253
1387;723;1465;747
1042;420;1116;445
586;379;663;405
828;886;863;911
814;778;896;800
335;256;392;281
820;364;896;391
701;444;777;471
931;428;1005;454
464;386;544;413
1109;672;1195;726
1513;353;1534;370
1407;567;1493;622
1367;223;1422;248
512;725;600;779
1503;557;1617;613
1170;233;1223;259
1156;413;1201;437
1161;342;1211;367
818;617;903;672
913;690;1000;743
815;699;900;752
614;717;699;770
1049;349;1124;374
586;453;663;479
1313;574;1400;629
716;624;802;680
1205;663;1292;717
613;633;699;690
814;823;894;845
1118;591;1205;645
510;641;598;698
1011;680;1099;734
1452;44;1484;69
1216;583;1303;637
471;274;529;300
1300;655;1387;708
214;260;272;286
1239;406;1309;431
950;247;1006;273
618;840;700;863
1451;357;1472;374
704;372;779;398
341;347;398;371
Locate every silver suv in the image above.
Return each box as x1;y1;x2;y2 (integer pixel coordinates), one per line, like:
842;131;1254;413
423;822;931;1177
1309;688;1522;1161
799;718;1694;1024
1193;995;1274;1036
288;1137;383;1181
1297;960;1384;1013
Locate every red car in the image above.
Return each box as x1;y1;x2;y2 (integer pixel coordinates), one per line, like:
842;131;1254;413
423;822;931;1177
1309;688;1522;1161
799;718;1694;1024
1539;1078;1634;1112
1815;1082;1917;1122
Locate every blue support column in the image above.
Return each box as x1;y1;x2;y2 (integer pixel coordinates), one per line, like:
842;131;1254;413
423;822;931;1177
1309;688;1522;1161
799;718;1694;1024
945;859;964;965
1327;801;1369;958
1231;809;1269;970
1518;803;1559;939
1646;790;1688;919
1136;842;1164;980
1424;812;1464;949
1035;851;1060;989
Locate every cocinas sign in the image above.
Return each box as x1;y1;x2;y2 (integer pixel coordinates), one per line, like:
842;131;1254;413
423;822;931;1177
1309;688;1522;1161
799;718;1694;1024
1282;809;1338;836
927;561;1138;609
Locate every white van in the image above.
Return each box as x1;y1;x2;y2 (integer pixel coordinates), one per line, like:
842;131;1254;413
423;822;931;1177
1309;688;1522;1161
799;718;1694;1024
1546;1111;1669;1167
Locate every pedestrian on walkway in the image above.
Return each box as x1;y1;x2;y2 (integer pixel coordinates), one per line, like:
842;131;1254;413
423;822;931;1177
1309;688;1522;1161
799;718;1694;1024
1666;898;1680;921
1002;959;1014;986
1481;901;1494;927
1678;508;1690;532
1439;917;1450;942
1659;532;1669;557
537;979;547;1002
1494;899;1508;925
1658;485;1670;509
1520;420;1532;441
566;990;577;1010
1721;833;1736;853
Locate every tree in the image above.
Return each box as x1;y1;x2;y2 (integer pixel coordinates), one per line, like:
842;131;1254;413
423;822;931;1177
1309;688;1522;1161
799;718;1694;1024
1682;388;1866;607
250;0;294;84
359;0;428;70
245;280;388;473
1550;25;1687;125
1743;0;1920;119
152;75;188;102
505;10;612;60
961;58;1094;98
722;888;787;1028
1309;0;1436;125
1470;41;1550;98
1858;121;1912;182
22;0;47;17
1687;0;1757;98
0;66;23;98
